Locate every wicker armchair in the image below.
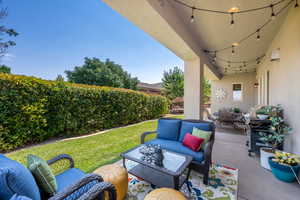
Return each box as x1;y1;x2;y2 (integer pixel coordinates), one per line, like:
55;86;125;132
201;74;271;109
46;154;117;200
0;154;116;200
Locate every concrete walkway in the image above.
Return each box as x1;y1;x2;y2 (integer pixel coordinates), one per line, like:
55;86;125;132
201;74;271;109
214;127;300;200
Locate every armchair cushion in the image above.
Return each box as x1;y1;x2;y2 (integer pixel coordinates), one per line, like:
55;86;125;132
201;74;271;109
27;154;57;195
179;121;212;142
0;154;41;200
146;139;204;163
157;118;181;141
55;168;85;192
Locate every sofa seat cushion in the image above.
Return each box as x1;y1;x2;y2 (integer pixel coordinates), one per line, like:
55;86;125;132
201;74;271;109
157;118;181;141
146;139;204;163
0;154;41;200
55;168;85;192
179;121;213;142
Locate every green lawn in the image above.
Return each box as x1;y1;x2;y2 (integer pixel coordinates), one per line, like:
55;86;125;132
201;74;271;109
7;115;183;173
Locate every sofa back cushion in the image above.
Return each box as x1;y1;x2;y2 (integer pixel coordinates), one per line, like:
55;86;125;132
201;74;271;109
179;121;213;142
157;118;181;141
0;154;41;200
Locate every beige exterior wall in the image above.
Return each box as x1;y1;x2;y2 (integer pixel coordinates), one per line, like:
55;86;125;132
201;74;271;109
211;72;257;113
256;7;300;154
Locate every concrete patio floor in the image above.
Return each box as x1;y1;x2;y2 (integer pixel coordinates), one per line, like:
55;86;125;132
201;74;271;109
214;127;300;200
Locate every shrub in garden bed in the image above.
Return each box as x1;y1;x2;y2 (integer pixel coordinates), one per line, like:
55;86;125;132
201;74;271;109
0;73;169;152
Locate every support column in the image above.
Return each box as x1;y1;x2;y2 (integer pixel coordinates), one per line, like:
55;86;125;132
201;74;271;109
184;58;204;120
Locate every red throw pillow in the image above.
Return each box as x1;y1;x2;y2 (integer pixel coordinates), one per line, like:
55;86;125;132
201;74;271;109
182;133;205;151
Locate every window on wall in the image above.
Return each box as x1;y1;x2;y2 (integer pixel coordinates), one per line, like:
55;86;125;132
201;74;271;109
233;83;243;101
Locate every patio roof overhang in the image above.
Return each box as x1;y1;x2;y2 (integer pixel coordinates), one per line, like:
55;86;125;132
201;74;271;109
102;0;288;77
102;0;222;80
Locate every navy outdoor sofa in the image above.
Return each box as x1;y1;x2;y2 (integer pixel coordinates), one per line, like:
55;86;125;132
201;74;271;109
0;154;116;200
141;118;215;185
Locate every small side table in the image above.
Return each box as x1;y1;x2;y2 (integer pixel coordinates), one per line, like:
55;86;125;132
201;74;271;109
93;164;128;200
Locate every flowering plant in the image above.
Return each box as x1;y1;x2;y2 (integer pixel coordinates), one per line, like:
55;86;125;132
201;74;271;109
272;151;300;166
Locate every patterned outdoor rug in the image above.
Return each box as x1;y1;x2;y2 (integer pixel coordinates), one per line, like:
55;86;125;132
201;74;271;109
125;161;238;200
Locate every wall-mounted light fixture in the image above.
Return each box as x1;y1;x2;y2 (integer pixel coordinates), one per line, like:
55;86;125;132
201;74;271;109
271;48;280;61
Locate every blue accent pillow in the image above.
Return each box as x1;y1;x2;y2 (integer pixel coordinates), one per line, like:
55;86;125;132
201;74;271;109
179;121;212;142
157;119;181;141
0;154;41;200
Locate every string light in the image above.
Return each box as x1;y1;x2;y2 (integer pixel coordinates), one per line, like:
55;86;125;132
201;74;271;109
231;45;235;55
256;57;261;64
270;4;276;20
203;0;294;55
213;51;217;61
190;7;195;23
230;13;235;27
170;0;295;73
172;0;289;15
256;29;261;41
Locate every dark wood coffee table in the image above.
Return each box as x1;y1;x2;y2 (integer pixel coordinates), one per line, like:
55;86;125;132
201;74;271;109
121;145;193;190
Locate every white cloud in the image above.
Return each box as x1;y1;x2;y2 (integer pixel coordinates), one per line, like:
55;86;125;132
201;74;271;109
1;53;16;62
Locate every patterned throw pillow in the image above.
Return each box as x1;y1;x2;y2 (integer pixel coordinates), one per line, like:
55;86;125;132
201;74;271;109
139;144;164;166
192;127;212;151
27;154;57;195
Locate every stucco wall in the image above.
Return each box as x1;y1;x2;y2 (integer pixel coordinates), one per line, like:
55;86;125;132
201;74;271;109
256;7;300;154
211;72;256;113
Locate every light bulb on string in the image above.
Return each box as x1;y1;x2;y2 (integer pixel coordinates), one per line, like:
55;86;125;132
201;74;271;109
230;13;235;27
243;61;246;67
256;29;260;41
190;7;195;23
213;51;217;61
295;0;299;8
270;4;276;20
256;57;261;64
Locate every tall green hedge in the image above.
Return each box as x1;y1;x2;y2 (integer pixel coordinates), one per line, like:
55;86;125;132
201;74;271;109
0;73;169;152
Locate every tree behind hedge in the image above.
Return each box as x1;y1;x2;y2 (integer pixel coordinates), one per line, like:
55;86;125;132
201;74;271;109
162;66;184;100
0;65;10;73
65;57;139;90
162;66;211;103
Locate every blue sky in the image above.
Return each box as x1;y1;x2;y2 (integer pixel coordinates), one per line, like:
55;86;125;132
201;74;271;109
2;0;183;83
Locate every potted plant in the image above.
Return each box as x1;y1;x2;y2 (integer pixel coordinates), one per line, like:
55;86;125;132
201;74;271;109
269;151;300;182
259;105;292;170
256;106;270;120
232;107;241;114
